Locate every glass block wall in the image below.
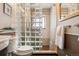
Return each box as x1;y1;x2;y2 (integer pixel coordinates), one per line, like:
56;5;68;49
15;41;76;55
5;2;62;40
17;21;43;52
16;5;43;52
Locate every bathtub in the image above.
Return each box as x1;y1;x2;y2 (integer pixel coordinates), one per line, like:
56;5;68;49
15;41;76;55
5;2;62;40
0;35;11;51
13;46;33;56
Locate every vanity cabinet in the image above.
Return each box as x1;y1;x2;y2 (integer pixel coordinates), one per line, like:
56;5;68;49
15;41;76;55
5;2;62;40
0;47;8;56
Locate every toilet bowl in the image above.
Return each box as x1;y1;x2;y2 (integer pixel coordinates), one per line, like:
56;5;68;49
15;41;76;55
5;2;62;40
13;46;33;56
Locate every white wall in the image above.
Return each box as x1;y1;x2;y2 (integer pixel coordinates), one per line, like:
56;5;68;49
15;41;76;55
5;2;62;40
0;4;12;29
0;3;16;29
50;5;57;50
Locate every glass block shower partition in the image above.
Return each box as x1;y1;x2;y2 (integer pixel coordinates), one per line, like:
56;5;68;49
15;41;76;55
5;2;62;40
16;10;43;52
15;4;46;52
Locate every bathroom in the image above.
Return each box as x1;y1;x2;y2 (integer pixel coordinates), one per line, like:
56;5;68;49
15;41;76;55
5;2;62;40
0;3;79;56
0;3;57;56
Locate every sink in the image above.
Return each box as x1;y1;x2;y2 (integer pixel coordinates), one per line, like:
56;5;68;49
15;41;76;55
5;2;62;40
0;35;11;51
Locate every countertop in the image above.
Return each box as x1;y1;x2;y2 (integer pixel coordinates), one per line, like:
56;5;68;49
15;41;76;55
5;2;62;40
0;30;15;35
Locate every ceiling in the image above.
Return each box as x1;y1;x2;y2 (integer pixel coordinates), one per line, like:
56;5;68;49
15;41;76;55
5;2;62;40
61;3;74;8
20;3;55;8
25;3;54;8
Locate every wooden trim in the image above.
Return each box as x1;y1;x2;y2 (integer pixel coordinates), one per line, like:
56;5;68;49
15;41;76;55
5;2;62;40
56;3;61;20
33;50;57;54
59;10;79;22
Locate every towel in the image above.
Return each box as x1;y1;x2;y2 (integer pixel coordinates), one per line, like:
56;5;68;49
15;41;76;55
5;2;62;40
55;25;64;50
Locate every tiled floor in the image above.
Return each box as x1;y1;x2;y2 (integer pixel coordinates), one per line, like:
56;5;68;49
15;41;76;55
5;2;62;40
0;45;58;56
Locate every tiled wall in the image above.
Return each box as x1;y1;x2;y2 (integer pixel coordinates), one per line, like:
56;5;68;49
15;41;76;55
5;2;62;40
31;8;50;46
59;16;79;34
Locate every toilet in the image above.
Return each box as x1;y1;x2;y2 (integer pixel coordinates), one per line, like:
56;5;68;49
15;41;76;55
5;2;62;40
13;46;33;56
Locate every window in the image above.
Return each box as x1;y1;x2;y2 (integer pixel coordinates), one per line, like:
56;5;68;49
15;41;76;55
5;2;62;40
32;16;45;29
